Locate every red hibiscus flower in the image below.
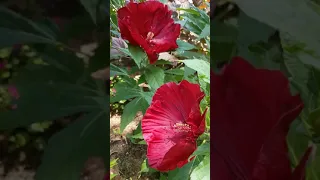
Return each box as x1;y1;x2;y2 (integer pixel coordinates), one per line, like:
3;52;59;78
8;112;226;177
117;0;181;64
142;80;208;171
211;57;312;179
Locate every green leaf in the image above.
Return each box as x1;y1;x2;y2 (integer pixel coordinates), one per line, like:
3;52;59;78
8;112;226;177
308;0;320;15
283;51;309;83
165;74;183;83
110;82;141;103
176;51;207;60
211;20;238;66
160;174;167;180
176;8;200;15
58;15;95;42
141;91;153;105
198;74;209;95
168;160;194;180
110;174;116;180
0;48;101;129
190;155;210;180
300;54;320;71
237;27;285;72
183;12;207;31
145;66;165;90
191;143;210;157
35;110;109;180
0;28;56;47
97;0;109;24
280;32;312;104
0;7;56;47
306;144;320;180
128;44;147;68
309;108;320;136
120;97;148;132
80;0;100;24
196;6;210;24
281;33;310;76
88;40;109;73
140;159;149;173
182;59;210;83
233;0;320;56
0;57;101;131
184;66;197;83
280;32;320;75
110;63;129;77
33;45;85;79
236;10;282;69
165;68;185;76
0;82;100;130
35;18;60;38
307;68;320;106
110;0;125;10
287;120;310;167
176;39;197;51
199;24;210;39
130;132;143;139
110;158;118;168
183;16;203;35
237;11;275;47
211;20;238;43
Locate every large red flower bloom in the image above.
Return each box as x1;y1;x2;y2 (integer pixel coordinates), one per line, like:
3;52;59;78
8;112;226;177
211;57;312;179
142;80;207;171
117;0;180;64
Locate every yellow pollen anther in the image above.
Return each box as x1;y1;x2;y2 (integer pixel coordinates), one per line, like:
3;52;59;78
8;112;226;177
173;122;191;132
146;32;154;41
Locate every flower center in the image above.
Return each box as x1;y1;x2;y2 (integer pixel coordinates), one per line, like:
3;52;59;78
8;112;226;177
173;122;192;132
146;32;154;41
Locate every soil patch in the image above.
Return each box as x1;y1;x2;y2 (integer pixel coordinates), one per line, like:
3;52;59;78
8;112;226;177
110;114;156;180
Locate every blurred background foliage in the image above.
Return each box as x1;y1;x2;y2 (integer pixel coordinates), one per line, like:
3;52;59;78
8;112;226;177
213;0;320;179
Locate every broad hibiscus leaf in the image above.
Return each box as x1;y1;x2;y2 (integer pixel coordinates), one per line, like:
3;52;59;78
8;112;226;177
210;20;238;67
117;0;180;64
176;39;197;51
145;66;165;90
35;110;109;180
0;7;56;47
80;0;100;24
167;159;195;180
120;97;149;132
0;82;99;130
142;80;207;172
0;62;96;130
190;155;210;180
182;59;210;83
88;40;110;73
211;57;312;179
236;10;279;69
110;63;129;77
233;0;320;57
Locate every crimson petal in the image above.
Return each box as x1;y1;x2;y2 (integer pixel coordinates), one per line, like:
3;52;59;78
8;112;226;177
142;80;206;171
117;0;180;64
211;57;310;179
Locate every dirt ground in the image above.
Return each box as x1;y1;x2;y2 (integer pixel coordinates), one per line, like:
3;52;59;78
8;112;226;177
0;134;106;180
0;166;34;180
110;114;159;180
